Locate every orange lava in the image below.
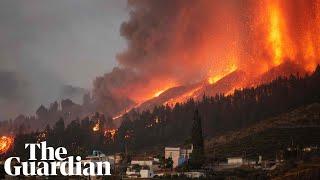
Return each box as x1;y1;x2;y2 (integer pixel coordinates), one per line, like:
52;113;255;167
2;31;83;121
112;0;320;116
154;89;166;97
164;85;202;107
208;64;237;84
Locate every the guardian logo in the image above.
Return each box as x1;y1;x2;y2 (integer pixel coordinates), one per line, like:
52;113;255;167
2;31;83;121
4;141;111;176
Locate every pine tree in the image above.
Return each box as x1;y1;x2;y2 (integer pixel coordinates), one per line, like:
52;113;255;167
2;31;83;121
313;64;320;77
189;109;204;169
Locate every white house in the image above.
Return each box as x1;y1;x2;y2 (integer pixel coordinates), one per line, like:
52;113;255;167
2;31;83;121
184;171;205;178
227;157;243;165
140;169;154;178
82;150;115;166
75;150;113;176
126;157;160;178
106;153;122;165
165;145;193;168
165;147;180;168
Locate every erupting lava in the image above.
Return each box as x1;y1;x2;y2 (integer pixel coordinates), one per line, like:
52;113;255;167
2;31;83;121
102;0;320;120
164;85;203;107
208;64;237;84
268;1;289;66
252;0;320;73
154;90;166;97
0;136;14;154
153;85;176;98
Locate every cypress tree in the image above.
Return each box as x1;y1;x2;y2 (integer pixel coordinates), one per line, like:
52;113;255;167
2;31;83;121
189;109;204;169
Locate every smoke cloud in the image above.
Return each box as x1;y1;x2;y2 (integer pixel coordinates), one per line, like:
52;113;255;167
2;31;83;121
0;0;127;120
94;0;243;107
94;0;320;114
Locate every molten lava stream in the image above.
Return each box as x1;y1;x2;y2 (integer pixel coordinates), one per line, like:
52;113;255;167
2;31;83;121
0;136;14;154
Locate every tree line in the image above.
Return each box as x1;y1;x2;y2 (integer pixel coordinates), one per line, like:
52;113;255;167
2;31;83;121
3;65;320;159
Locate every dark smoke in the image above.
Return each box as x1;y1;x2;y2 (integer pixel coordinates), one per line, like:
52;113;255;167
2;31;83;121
93;0;243;112
93;0;320;114
0;71;30;120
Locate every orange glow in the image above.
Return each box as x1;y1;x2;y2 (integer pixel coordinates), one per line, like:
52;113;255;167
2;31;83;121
115;78;177;104
151;83;176;98
110;0;320;115
112;103;140;120
208;64;237;84
112;113;124;120
208;75;222;85
145;0;320;109
0;136;14;154
92;123;100;132
104;129;117;140
164;85;202;107
254;0;320;72
131;0;320;112
268;2;283;66
302;31;319;72
154;90;165;97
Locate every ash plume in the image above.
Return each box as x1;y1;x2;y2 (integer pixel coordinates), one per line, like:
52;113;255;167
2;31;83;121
0;71;30;120
0;0;125;120
94;0;320;114
94;0;244;109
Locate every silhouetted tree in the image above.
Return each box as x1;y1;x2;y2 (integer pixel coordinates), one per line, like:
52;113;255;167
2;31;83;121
165;157;174;169
189;109;204;169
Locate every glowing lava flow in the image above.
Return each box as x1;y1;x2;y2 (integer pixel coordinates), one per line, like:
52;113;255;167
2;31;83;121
112;103;141;120
152;83;176;98
0;136;14;154
164;86;203;107
154;90;165;97
208;64;237;84
266;0;294;67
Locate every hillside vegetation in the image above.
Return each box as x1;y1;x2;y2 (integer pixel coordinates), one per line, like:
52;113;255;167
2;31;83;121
4;66;320;158
206;103;320;158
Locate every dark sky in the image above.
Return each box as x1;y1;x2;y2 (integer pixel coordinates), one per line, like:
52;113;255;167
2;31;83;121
0;0;127;119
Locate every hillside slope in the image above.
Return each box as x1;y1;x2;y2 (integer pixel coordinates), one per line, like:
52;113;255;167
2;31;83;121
206;103;320;158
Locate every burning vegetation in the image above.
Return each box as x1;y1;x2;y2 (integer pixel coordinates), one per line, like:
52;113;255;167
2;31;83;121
0;136;14;154
92;122;100;132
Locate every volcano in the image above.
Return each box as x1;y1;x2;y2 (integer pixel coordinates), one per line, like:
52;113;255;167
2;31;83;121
134;69;247;112
96;0;320;121
253;61;308;85
116;61;311;118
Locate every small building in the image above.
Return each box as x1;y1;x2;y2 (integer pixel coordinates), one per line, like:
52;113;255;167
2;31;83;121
82;150;115;165
227;157;243;165
130;157;160;171
165;147;180;168
126;157;160;178
131;159;153;167
184;171;205;178
72;150;112;176
165;144;193;168
106;153;122;165
140;169;154;178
